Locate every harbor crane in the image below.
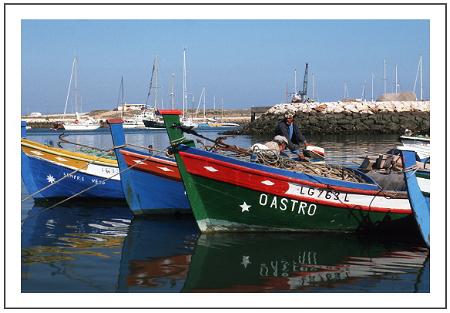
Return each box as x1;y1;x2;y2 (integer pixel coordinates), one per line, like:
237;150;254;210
292;63;310;103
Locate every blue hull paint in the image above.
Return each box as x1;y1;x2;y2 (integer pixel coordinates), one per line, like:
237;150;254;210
118;155;190;214
109;120;190;215
21;151;124;200
402;150;430;247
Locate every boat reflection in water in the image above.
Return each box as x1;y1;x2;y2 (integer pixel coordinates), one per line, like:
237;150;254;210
117;216;198;292
21;203;133;292
21;204;429;293
183;233;429;293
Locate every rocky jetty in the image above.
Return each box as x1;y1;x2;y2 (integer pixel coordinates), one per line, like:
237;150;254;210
243;101;430;136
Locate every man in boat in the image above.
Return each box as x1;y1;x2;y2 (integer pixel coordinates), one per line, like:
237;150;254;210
275;112;308;160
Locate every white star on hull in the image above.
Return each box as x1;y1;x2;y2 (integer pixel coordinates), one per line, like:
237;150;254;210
240;201;251;212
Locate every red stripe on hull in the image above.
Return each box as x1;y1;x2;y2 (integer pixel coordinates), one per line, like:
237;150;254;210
120;150;181;181
179;151;382;195
180;151;411;215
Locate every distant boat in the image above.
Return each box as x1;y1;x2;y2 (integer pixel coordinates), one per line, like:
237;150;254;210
398;134;430;161
62;57;100;131
63;113;100;131
143;115;199;129
196;121;239;129
123;110;156;129
21;121;124;201
117;76;147;129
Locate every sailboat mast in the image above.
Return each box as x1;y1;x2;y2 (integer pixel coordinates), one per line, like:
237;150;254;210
154;56;159;109
170;73;175;109
420;55;423;100
119;76;124;118
395;64;398;94
294;69;297;93
74;57;79;113
203;88;206;119
371;73;374;102
64;58;76;115
182;49;187;118
383;59;387;95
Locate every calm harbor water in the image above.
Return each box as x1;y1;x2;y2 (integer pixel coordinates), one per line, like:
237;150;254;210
21;128;430;293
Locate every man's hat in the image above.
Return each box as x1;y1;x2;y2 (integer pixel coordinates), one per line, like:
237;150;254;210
284;112;294;119
273;135;288;145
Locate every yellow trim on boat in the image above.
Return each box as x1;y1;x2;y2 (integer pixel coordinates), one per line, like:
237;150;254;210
21;138;118;167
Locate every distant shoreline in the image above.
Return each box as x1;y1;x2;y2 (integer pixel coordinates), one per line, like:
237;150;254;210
22;100;430;135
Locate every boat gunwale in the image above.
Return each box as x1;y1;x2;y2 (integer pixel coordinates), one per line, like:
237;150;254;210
21;138;117;166
178;146;409;198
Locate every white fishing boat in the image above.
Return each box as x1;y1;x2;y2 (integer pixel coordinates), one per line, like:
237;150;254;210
63;117;100;131
398;133;430;161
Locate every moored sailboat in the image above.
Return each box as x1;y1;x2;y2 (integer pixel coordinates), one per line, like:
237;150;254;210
61;57;100;131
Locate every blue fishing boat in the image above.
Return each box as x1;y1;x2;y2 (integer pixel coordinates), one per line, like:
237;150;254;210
21;121;125;201
402;150;430;247
108;119;190;215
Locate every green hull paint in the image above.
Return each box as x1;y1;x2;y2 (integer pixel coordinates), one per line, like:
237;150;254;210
186;174;410;232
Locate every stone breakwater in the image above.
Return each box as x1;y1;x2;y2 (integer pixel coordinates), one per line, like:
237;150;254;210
243;101;430;136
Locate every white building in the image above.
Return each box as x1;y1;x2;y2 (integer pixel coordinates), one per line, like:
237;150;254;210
117;103;147;111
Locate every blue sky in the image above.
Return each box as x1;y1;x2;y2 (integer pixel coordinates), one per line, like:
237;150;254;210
21;19;429;114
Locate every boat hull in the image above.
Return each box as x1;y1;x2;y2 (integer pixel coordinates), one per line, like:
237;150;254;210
179;160;411;232
108;119;190;215
399;136;430;161
143;119;165;129
21;140;124;200
118;150;190;214
63;124;100;131
159;111;413;233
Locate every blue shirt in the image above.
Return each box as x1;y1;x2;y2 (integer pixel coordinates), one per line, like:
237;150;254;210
288;124;293;140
